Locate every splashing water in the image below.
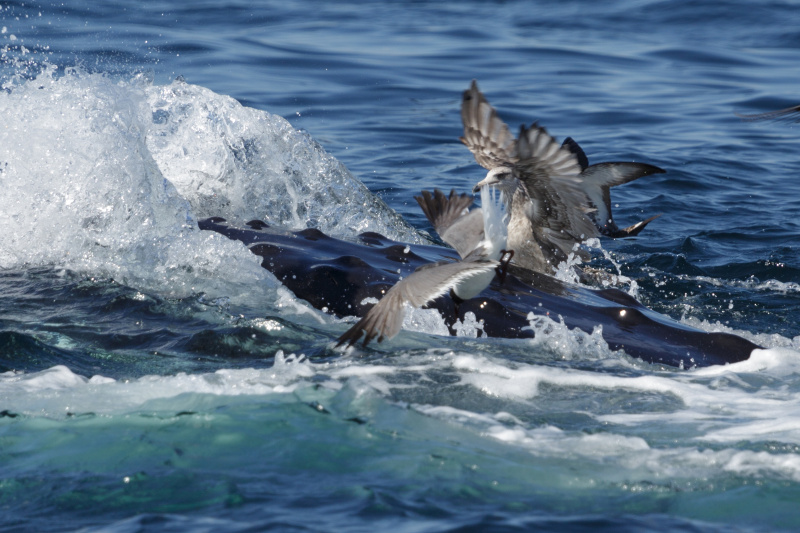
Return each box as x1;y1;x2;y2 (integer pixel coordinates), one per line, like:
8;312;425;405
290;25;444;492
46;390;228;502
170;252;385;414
0;67;422;304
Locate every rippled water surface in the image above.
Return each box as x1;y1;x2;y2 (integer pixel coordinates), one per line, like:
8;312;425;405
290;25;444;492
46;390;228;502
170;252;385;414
3;1;800;531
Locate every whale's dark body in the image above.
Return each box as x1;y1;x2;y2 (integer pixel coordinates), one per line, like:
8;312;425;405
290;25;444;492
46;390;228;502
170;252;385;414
199;217;758;368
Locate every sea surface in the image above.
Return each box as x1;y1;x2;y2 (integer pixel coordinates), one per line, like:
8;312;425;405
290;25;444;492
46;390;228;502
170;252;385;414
2;0;800;531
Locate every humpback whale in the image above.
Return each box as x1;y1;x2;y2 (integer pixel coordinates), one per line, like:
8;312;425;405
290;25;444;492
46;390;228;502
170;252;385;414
199;217;759;368
460;80;664;272
195;82;757;366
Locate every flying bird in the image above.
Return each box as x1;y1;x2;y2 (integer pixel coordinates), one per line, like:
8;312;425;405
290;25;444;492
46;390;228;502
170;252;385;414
461;79;663;272
560;136;663;237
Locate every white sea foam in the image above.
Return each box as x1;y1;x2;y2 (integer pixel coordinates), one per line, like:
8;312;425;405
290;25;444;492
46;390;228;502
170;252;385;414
451;311;485;338
144;78;420;241
680;316;800;352
6;336;800;486
412;357;800;485
523;313;619;362
415;401;800;484
0;67;420;305
674;273;800;295
0;352;319;417
401;304;451;338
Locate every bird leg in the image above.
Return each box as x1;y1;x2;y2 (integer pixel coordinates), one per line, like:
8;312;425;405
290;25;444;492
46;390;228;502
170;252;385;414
495;249;514;283
446;288;467;335
449;288;465;318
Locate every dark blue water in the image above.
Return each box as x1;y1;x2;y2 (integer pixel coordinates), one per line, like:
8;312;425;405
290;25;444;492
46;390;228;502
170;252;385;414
3;1;800;531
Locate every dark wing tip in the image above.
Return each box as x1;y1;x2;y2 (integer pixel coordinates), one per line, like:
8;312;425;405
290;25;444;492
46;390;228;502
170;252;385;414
737;104;800;123
609;213;662;238
561;137;590;171
336;323;383;349
336;315;374;348
415;188;473;232
335;326;363;348
463;79;480;102
642;164;667;176
413;189;433;211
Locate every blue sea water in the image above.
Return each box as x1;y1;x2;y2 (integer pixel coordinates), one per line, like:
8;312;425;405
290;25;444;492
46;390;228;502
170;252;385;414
2;0;800;531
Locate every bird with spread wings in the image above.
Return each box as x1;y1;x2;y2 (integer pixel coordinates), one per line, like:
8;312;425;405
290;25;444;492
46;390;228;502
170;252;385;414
460;79;663;272
336;187;509;348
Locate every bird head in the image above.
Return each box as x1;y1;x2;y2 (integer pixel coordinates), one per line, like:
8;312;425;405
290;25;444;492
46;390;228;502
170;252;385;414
473;166;517;197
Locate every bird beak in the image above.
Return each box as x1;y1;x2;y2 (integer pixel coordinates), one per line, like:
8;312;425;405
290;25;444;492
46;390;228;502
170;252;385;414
472;177;492;194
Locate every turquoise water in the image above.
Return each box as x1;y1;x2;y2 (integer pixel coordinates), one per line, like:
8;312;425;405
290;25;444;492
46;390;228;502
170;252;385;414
3;1;800;531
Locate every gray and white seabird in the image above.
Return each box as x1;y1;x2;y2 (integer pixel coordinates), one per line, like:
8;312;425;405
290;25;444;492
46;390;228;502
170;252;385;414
336;186;508;347
461;79;664;272
560;136;664;238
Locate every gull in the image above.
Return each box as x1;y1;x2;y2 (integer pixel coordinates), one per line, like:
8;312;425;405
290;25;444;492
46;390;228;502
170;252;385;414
460;79;664;272
336;187;508;348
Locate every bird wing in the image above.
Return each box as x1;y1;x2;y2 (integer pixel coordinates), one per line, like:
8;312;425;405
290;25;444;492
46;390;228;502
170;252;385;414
513;123;599;242
460;79;518;170
580;162;665;233
414;189;484;258
441;209;485;259
561;137;590;171
336;260;498;347
738;104;800;123
612;213;662;238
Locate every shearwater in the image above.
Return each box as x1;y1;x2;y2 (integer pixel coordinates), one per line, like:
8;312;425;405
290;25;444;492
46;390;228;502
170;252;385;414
336;186;509;347
460;79;664;273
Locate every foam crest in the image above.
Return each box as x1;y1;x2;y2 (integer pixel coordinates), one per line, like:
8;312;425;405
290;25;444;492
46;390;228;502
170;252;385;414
416;393;800;484
691;347;800;375
144;79;420;242
0;67;420;303
0;68;274;301
0;352;319;417
451;353;678;400
401;304;451;337
681;316;800;353
7;348;800;486
443;346;800;447
523;313;618;361
451;311;485;338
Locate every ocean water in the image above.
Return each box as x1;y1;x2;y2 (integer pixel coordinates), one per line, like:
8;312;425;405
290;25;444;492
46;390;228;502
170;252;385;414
2;0;800;531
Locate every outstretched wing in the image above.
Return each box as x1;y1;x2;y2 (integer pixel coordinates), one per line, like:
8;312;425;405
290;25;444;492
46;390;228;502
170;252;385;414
580;162;665;233
415;189;484;259
460;79;518;170
336;260;497;347
561;137;590;171
513;123;598;242
612;213;662;238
